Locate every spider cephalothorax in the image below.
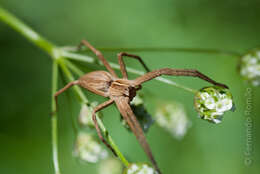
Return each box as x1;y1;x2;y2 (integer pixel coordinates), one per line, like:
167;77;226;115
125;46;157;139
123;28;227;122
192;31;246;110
109;80;139;99
55;40;228;174
78;70;139;100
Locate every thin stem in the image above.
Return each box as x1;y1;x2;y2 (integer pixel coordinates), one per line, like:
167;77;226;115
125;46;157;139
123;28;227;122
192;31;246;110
62;51;95;63
62;46;241;57
0;7;59;58
51;62;61;174
96;116;130;167
63;59;85;76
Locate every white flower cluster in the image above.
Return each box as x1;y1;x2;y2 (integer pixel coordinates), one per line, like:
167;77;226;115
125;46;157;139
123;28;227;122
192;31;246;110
73;132;108;163
155;102;191;140
124;163;158;174
240;51;260;86
99;157;123;174
194;86;234;124
78;102;99;128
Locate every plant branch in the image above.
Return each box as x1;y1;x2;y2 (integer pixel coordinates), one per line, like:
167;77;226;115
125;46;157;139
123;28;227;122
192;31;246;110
51;62;61;174
62;46;242;57
59;60;130;167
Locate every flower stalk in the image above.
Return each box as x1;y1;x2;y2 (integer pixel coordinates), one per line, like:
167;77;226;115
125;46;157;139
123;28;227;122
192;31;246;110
51;62;61;174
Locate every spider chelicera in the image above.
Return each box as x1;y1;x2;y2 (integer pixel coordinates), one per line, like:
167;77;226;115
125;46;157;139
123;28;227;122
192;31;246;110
55;40;228;174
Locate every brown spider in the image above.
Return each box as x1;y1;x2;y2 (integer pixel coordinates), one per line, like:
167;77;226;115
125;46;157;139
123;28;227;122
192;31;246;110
55;40;228;174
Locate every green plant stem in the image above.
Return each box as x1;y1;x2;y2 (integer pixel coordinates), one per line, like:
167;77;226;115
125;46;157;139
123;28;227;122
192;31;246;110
62;46;242;57
98;47;241;57
51;62;61;174
96;116;130;167
59;60;130;167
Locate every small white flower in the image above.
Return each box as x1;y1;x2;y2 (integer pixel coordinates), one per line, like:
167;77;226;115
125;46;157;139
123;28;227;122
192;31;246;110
240;50;260;86
248;57;257;64
73;132;108;163
123;163;158;174
155;102;191;140
212;118;222;124
222;98;232;110
204;97;216;110
218;93;226;99
252;80;260;86
194;86;234;124
200;92;210;100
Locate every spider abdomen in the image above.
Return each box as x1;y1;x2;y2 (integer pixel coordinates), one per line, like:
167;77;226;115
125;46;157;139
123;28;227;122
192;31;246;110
78;71;113;97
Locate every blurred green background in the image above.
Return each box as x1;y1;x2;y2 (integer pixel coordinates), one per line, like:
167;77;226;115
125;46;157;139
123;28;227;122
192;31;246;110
0;0;259;174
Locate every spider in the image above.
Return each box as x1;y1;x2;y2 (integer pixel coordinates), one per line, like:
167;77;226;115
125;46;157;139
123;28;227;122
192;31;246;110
54;40;228;174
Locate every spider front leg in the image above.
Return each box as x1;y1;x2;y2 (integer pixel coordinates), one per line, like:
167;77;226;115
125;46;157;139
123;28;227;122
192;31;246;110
78;40;118;77
133;68;229;88
117;52;150;79
92;99;118;156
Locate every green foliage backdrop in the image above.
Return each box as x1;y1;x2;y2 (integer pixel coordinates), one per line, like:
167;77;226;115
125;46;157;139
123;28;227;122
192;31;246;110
0;0;259;174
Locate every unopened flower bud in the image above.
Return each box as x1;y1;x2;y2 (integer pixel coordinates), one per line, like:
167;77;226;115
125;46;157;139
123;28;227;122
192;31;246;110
194;86;234;124
123;163;158;174
78;102;100;128
155;102;191;140
73;132;108;163
239;50;260;86
98;157;123;174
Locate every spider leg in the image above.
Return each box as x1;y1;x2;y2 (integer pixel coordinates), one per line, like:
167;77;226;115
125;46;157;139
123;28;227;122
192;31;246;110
115;97;162;174
78;40;118;77
117;52;150;79
92;99;118;156
133;68;228;89
54;80;80;113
